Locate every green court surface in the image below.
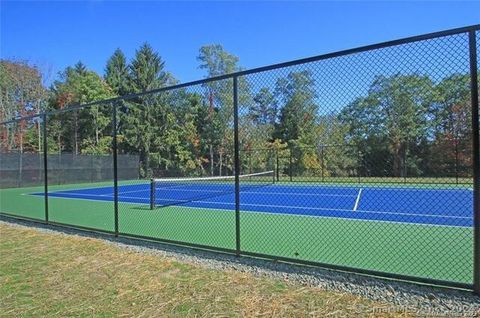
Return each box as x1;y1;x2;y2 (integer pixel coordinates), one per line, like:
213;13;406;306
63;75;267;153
0;181;473;285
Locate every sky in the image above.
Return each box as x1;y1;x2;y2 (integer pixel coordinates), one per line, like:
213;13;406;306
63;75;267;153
1;1;479;86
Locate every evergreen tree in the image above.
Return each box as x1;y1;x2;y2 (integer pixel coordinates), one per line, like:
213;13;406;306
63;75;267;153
74;61;87;76
120;43;170;177
129;43;167;92
105;49;129;96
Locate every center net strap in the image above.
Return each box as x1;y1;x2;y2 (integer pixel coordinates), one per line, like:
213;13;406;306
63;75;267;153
150;170;274;209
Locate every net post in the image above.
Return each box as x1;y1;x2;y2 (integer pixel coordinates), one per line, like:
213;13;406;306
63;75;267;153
150;178;155;210
233;75;241;257
112;102;119;236
42;113;49;224
469;30;480;295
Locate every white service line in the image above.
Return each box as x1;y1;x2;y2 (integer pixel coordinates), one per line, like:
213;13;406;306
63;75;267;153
151;187;357;198
353;188;363;211
174;204;471;229
114;188;150;195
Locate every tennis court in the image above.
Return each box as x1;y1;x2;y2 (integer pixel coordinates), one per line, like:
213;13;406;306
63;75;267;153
0;174;472;285
32;175;472;227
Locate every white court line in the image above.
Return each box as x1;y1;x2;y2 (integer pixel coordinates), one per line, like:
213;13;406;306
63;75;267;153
49;187;149;197
110;188;150;196
153;187;357;198
55;186;358;198
353;189;363;211
180;205;472;229
107;183;472;198
164;199;470;220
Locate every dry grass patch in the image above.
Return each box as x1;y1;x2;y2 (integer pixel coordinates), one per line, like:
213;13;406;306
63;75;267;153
0;223;411;317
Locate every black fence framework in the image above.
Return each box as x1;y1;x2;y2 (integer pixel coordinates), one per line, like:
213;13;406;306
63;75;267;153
0;24;479;293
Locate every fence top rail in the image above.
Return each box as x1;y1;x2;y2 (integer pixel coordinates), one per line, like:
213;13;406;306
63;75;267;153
1;24;479;125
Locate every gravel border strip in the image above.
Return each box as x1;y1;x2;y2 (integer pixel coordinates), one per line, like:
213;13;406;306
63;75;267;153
1;216;479;317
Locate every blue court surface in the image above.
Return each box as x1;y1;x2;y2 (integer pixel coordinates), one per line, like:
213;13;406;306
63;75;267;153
32;183;473;227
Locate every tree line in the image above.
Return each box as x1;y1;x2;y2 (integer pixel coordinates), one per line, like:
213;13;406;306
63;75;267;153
0;43;474;180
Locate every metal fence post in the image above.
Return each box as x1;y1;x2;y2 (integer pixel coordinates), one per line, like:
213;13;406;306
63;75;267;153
112;102;119;236
233;76;241;257
403;141;408;184
469;30;480;295
43;114;49;223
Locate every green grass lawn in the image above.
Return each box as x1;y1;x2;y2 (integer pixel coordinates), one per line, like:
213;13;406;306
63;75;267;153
0;223;410;317
0;180;473;285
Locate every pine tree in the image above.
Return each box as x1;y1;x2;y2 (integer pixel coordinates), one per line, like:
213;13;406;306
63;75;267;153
129;43;167;93
105;48;129;96
120;42;170;177
74;61;87;76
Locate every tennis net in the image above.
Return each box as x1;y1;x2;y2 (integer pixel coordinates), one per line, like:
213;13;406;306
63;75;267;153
150;170;275;209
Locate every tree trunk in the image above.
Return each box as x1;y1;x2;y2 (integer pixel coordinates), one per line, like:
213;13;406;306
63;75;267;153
392;141;405;177
37;122;41;152
140;150;150;178
219;149;223;176
209;144;214;176
95;114;99;146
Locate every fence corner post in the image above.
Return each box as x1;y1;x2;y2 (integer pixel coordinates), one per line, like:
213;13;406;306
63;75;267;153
468;30;480;295
112;102;119;237
233;76;241;257
43;113;49;224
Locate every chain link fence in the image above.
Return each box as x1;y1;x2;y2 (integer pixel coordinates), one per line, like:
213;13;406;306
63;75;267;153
1;25;479;292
